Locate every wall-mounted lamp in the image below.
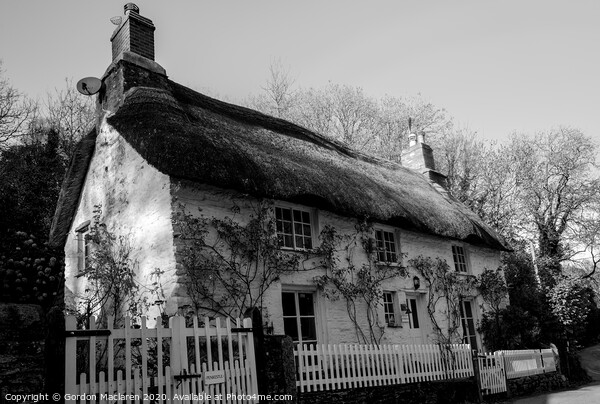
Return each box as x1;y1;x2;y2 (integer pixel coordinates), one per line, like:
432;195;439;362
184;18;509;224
413;276;421;290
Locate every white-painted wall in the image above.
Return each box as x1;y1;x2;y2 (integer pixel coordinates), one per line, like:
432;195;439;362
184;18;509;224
64;118;178;325
171;184;502;348
66;124;502;345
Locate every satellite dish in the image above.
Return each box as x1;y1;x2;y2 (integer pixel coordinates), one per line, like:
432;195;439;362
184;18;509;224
110;16;123;25
76;77;102;96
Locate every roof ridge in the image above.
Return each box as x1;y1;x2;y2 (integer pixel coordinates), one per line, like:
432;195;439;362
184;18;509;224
166;80;404;170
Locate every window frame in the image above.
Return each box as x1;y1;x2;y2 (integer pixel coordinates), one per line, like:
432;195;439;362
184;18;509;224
451;244;470;274
281;289;319;347
405;295;421;330
75;221;91;276
382;291;401;327
374;226;401;265
459;298;479;350
274;204;317;251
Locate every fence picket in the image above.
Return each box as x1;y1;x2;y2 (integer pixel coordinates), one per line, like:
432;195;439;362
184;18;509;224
140;317;148;399
156;319;164;404
89;317;97;398
124;317;132;400
116;370;124;404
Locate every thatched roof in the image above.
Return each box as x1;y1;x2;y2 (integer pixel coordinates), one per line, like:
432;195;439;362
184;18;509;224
49;128;97;248
50;61;509;251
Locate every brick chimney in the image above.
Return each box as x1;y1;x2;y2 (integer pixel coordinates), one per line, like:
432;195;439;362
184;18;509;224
100;4;167;115
401;131;448;189
111;3;155;61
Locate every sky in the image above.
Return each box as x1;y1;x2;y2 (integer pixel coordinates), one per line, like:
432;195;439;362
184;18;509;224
1;1;599;143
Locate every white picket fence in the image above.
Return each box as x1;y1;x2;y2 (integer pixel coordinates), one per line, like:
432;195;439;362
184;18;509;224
294;343;473;392
65;315;258;403
497;349;557;379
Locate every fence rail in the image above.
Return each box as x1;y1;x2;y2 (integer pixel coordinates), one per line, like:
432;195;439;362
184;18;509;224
294;343;473;392
497;349;557;379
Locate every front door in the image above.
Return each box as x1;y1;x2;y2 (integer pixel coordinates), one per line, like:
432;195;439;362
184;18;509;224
405;293;426;344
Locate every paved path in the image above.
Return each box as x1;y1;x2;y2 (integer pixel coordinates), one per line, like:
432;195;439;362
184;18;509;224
509;382;600;404
579;344;600;381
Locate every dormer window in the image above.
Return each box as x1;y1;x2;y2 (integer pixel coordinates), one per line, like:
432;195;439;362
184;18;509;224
375;229;398;263
275;207;313;250
452;245;469;273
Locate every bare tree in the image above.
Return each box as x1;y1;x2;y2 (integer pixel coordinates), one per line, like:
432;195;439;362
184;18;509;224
512;128;599;262
0;61;37;148
245;59;297;119
44;78;95;159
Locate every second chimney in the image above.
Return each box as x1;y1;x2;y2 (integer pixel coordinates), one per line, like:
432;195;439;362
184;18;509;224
111;3;155;62
402;131;436;172
401;131;448;189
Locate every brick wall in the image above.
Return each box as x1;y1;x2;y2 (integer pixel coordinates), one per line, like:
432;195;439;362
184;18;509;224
111;11;155;61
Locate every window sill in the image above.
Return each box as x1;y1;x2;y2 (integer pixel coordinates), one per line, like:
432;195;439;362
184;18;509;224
75;269;93;278
279;246;316;254
376;261;404;268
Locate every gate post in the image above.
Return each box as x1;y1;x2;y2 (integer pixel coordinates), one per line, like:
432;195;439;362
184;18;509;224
472;350;483;403
502;353;512;398
245;308;266;397
169;315;187;397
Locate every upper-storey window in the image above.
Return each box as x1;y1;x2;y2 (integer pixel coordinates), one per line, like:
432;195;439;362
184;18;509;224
275;206;313;250
452;245;468;273
375;229;398;263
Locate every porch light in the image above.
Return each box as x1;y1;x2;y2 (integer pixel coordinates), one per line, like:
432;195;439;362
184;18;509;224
413;276;420;290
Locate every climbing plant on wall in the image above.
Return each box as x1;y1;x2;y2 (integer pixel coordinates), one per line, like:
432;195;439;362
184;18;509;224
74;205;161;328
313;222;408;345
174;200;306;320
409;256;477;353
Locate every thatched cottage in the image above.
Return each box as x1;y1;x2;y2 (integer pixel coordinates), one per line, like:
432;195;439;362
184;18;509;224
50;5;509;350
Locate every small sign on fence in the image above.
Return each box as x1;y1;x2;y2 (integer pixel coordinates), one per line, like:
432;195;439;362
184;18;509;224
204;370;225;385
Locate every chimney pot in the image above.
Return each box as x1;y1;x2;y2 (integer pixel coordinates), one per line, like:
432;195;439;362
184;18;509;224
124;3;140;14
417;132;425;144
408;133;417;147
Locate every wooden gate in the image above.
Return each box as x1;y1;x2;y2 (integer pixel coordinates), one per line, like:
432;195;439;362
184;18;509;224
65;315;258;403
478;353;507;396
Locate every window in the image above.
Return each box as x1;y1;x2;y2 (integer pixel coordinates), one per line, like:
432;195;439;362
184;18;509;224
452;245;468;273
375;229;398;263
275;207;313;250
406;297;420;329
460;299;478;350
282;291;317;346
75;221;91;274
382;292;398;326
